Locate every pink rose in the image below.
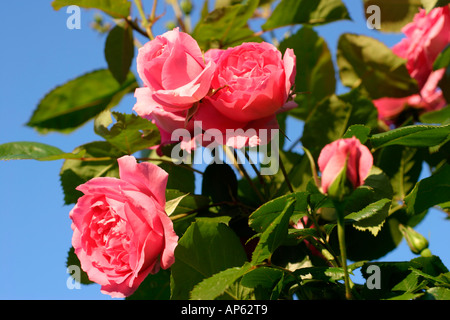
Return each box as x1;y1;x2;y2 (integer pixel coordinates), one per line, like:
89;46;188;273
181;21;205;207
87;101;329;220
374;69;447;123
318;137;373;194
135;27;215;112
373;6;450;125
69;156;178;298
194;42;296;147
392;6;450;88
134;87;198;153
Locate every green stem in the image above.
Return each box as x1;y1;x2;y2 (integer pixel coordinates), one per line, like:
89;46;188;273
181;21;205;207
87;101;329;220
336;207;352;300
279;156;294;193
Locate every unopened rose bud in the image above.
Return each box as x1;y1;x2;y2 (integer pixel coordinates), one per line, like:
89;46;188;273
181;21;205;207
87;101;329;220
318;137;373;200
180;0;193;15
399;224;429;255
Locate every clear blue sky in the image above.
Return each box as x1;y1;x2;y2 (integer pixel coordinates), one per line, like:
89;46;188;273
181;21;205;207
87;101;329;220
0;1;448;299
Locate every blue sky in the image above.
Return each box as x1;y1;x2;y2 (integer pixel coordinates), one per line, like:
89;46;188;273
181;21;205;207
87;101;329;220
0;1;448;300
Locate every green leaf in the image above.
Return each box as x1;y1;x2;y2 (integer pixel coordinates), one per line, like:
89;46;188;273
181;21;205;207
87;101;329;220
240;266;284;289
165;189;211;217
126;269;171;300
425;287;450;300
370;124;450;149
190;264;252;300
434;45;450;70
66;247;93;285
59;141;122;205
251;198;296;264
51;0;131;18
170;220;248;299
404;163;450;215
104;24;135;84
344;198;392;236
421;0;450;12
279;26;336;120
0;141;85;161
262;0;351;30
201;163;237;204
337;33;419;99
301;89;378;157
419;105;450;125
376;146;425;201
192;0;261;50
343;125;371;144
249;192;309;233
363;0;422;32
27;69;138;134
94;111;160;154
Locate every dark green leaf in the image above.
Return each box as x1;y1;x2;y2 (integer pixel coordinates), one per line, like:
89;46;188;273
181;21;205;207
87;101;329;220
337;33;419;99
126;269;171;300
170;220;248;299
240;266;284;289
301;89;378;157
370;124;450;149
251;198;296;264
0;141;85;161
66;246;93;285
105;24;135;84
279;26;336;120
404;163;450;215
51;0;131;18
262;0;350;30
27;69;138;134
201;163;238;203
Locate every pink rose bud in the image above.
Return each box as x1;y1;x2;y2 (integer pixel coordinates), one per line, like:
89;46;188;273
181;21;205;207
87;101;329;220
318;137;373;196
135;27;215;112
69;156;178;298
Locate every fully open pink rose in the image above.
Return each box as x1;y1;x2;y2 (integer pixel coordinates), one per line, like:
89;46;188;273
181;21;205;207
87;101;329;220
318;137;373;194
194;42;296;147
135;27;215;112
69;156;178;298
393;6;450;89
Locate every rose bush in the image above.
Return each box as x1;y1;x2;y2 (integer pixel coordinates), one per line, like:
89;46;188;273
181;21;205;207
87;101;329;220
2;0;450;302
69;155;178;298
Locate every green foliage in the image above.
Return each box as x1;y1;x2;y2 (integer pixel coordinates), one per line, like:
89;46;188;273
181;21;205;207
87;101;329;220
262;0;351;31
337;33;419;99
27;69;137;134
